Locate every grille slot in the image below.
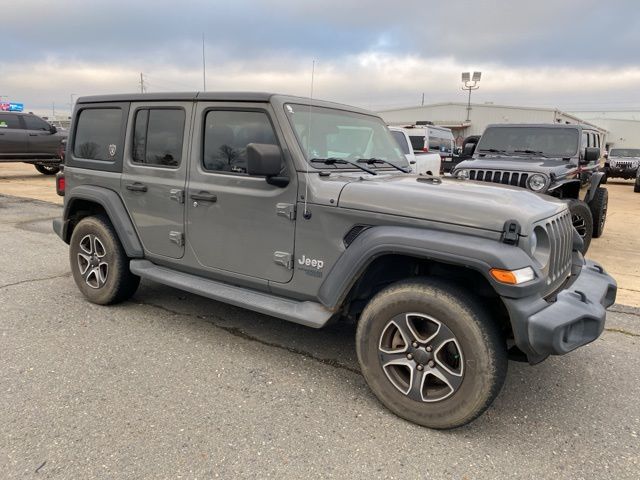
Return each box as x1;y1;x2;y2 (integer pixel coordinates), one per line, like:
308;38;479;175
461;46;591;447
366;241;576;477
469;169;529;188
544;212;573;286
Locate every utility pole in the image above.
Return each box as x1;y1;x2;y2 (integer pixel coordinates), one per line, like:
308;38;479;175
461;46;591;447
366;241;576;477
139;73;145;93
52;102;56;117
461;72;481;122
202;33;207;91
421;93;425;106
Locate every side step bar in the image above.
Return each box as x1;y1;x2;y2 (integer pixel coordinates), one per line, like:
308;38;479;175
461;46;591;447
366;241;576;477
129;260;334;329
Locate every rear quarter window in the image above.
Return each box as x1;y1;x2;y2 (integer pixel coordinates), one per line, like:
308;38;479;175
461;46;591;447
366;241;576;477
73;108;123;161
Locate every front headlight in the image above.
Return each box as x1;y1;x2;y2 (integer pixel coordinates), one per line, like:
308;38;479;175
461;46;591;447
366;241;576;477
531;226;551;267
456;169;470;179
528;174;547;192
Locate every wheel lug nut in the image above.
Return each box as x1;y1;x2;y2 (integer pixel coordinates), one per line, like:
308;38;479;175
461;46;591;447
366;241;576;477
428;360;435;368
412;342;418;348
426;346;432;352
407;353;413;360
417;364;424;371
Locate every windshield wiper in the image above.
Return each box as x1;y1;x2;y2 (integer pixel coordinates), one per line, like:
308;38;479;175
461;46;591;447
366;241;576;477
357;157;411;173
513;149;548;157
310;157;377;175
478;148;507;154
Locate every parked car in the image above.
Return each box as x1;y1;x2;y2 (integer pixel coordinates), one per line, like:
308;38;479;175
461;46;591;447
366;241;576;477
389;127;441;175
604;147;640;183
0;111;67;174
453;123;608;253
398;122;455;165
53;93;616;429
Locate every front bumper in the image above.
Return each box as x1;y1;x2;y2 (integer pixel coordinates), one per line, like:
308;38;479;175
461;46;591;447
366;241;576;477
503;258;617;364
606;165;638;179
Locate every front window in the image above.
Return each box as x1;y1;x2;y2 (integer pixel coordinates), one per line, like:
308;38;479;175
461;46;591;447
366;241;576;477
285;104;407;170
610;148;640;157
477;127;579;158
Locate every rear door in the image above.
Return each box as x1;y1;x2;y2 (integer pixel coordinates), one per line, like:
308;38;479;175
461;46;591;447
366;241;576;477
120;102;192;259
185;102;297;283
23;114;59;157
0;113;27;157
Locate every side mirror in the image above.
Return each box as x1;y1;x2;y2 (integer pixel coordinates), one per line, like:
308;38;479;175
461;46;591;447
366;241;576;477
246;143;288;186
582;147;600;164
49;124;57;134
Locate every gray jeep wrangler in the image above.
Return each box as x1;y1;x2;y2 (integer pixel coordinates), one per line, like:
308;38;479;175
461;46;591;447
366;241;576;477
53;93;617;429
452;124;609;252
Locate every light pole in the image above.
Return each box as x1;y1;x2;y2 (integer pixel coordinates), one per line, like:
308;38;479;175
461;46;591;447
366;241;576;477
461;71;481;122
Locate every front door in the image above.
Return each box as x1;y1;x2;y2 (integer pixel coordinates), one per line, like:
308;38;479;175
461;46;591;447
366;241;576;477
186;103;297;283
23;114;60;157
120;102;192;259
0;113;27;157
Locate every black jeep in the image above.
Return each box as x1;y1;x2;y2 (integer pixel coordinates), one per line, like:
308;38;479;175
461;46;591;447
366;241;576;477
453;123;608;252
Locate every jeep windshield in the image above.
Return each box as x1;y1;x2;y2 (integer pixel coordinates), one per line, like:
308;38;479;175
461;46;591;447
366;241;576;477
610;148;640;157
477;126;579;158
285;103;408;171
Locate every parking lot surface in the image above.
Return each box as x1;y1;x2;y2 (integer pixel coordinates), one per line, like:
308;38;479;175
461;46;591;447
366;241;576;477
1;194;639;478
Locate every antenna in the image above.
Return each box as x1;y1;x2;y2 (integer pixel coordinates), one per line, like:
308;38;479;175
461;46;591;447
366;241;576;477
303;59;315;218
202;33;207;91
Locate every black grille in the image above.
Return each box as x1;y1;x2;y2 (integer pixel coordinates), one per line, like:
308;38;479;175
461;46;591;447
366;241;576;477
469;169;530;187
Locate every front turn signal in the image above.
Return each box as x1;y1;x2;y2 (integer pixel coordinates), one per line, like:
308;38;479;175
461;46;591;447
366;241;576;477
490;267;535;285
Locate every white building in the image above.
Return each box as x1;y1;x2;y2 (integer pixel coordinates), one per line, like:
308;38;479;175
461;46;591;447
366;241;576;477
378;102;609;147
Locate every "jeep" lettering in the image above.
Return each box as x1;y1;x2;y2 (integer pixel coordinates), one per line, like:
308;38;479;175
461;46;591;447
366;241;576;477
298;255;324;270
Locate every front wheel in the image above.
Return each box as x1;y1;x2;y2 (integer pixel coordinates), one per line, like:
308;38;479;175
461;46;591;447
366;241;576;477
34;163;60;175
588;187;608;238
634;174;640;193
568;200;593;253
356;278;507;429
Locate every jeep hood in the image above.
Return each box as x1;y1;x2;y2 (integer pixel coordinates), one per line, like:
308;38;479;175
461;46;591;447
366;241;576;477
337;175;566;233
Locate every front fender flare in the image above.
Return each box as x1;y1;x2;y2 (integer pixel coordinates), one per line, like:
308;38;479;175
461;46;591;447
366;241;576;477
59;185;144;258
584;171;605;203
317;226;542;309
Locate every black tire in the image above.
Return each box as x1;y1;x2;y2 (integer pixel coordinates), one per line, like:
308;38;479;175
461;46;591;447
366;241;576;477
356;278;507;429
34;164;60;175
635;175;640;193
69;215;140;305
568;200;593;254
588;187;608;239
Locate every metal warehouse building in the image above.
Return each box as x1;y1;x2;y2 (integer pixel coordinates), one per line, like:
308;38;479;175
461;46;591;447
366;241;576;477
377;102;614;147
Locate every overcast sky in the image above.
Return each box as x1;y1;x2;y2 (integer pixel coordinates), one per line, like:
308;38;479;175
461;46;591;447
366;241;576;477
3;0;640;115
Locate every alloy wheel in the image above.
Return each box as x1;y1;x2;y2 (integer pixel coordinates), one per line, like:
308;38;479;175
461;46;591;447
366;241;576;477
77;234;109;289
378;313;464;402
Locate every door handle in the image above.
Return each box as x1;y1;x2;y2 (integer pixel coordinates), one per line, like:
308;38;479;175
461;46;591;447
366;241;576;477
29;133;38;136
126;182;148;192
190;191;217;202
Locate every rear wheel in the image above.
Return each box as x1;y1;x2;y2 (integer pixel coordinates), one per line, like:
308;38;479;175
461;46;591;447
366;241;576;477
356;278;507;429
568;200;593;253
589;187;608;238
635;174;640;193
34;163;60;175
70;215;140;305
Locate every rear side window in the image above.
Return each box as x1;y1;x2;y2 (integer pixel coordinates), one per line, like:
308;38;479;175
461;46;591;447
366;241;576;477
391;131;410;154
203;110;278;174
409;135;424;151
0;113;21;129
132;108;185;167
23;115;51;131
73;108;122;161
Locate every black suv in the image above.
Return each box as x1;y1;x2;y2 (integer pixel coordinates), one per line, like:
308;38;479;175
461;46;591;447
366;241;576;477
453;123;608;252
0;111;67;174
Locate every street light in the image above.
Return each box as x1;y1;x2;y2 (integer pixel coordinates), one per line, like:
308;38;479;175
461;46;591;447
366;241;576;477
461;71;481;122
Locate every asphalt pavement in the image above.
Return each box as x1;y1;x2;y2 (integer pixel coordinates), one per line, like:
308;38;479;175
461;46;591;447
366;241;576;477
1;194;639;479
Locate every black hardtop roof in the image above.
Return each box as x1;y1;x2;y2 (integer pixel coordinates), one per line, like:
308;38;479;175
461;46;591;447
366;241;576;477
485;123;596;131
76;91;374;115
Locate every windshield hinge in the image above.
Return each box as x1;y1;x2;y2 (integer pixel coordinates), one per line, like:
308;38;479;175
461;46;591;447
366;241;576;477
276;203;296;221
501;220;521;246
